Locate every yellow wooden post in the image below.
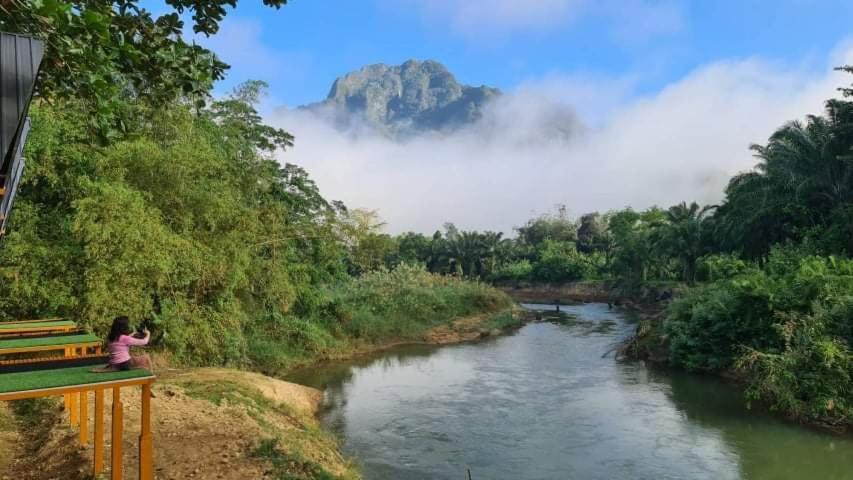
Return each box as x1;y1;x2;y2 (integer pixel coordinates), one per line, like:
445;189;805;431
68;347;78;427
79;390;89;444
139;383;153;480
63;347;70;411
69;390;79;426
111;387;123;480
94;389;105;475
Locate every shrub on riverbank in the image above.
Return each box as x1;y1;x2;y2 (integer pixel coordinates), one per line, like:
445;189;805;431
737;308;852;428
664;250;853;427
330;264;510;340
246;264;513;372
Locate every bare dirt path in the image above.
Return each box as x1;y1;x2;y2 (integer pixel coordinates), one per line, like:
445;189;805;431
0;403;20;479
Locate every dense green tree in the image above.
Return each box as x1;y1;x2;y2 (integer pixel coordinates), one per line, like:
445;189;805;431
442;226;503;278
0;81;345;363
205;81;294;153
607;208;668;282
339;209;395;276
2;0;288;134
576;212;609;254
491;259;533;286
516;205;577;247
531;240;588;283
426;230;451;274
393;232;433;267
653;202;714;284
715;90;853;259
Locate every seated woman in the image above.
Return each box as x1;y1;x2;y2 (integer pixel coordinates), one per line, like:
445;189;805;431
103;315;154;372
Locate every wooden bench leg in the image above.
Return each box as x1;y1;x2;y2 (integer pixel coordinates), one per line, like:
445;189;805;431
95;389;105;474
63;348;71;415
70;391;79;427
80;390;89;444
111;387;123;480
139;383;153;480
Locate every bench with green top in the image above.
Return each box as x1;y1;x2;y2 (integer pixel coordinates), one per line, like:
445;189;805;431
0;364;152;396
0;333;102;358
0;359;155;479
0;317;63;324
0;320;77;336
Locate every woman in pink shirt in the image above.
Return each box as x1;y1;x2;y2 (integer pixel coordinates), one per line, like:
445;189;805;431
106;316;154;372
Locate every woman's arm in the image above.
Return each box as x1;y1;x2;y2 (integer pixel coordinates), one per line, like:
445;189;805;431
123;330;150;347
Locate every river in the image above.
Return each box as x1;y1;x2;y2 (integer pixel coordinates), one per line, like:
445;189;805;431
287;303;853;480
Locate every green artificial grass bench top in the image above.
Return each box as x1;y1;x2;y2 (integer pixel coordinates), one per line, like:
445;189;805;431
0;320;76;330
0;334;101;350
1;318;64;325
0;365;153;394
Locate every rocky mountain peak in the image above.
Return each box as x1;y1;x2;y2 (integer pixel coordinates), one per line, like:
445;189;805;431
304;59;501;136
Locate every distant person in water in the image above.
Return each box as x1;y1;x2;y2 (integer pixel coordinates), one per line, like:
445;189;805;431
105;315;154;372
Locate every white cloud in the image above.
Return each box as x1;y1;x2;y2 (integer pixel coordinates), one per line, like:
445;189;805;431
268;46;853;235
384;0;686;42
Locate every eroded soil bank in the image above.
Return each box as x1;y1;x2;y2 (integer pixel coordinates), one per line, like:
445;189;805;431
500;281;678;308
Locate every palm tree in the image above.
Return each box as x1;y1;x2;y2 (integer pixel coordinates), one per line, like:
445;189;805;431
654;202;714;284
608;208;665;282
445;230;503;278
715;98;853;258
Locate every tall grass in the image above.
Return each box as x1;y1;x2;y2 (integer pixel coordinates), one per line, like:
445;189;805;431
246;264;512;372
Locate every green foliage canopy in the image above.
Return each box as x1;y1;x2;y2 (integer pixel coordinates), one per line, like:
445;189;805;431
1;0;288;134
0;84;343;365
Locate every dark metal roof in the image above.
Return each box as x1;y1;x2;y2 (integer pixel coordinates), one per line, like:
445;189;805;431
0;32;44;236
0;118;28;234
1;33;43;169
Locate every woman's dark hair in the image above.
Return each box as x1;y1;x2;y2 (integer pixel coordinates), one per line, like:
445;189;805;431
108;316;132;342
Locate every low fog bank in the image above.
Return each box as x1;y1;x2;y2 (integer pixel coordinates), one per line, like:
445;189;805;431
269;48;853;234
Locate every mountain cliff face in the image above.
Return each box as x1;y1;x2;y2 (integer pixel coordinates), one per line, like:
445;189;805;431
303;59;501;136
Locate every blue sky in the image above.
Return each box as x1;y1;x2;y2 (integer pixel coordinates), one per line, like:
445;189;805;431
173;0;853;108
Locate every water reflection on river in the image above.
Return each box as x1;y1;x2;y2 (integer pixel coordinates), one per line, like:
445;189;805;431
287;304;853;480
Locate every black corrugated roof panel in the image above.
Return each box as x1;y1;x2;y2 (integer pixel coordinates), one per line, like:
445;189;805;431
0;32;44;236
0;32;44;173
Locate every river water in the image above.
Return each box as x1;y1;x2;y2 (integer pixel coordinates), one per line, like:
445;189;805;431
287;304;853;480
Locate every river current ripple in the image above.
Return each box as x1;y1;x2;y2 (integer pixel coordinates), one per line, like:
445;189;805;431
288;303;853;480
